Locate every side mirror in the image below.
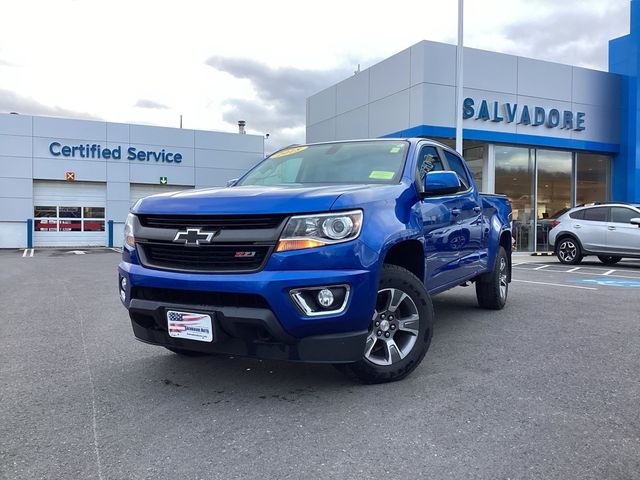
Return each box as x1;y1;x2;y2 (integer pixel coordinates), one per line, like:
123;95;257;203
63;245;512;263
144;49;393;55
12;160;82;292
226;178;239;187
422;171;461;197
630;217;640;227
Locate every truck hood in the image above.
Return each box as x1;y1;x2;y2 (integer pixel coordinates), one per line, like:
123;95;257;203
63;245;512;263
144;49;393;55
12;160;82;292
132;184;379;215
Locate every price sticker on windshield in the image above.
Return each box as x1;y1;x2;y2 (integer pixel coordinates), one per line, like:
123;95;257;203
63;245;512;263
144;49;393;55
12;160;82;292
271;146;307;158
369;170;395;180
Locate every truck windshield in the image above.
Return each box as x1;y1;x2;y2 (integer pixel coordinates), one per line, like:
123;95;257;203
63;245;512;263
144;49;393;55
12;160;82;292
237;141;409;186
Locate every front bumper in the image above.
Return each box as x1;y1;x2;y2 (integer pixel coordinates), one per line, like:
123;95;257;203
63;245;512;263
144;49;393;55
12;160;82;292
118;261;377;363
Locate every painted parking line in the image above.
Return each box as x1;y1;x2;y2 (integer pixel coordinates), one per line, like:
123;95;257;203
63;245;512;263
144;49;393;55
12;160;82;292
22;249;34;257
513;265;640;280
512;279;597;290
534;265;550;270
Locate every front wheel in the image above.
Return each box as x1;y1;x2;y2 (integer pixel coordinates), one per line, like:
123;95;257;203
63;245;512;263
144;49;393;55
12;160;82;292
475;246;509;310
556;237;583;265
338;264;434;384
598;255;622;265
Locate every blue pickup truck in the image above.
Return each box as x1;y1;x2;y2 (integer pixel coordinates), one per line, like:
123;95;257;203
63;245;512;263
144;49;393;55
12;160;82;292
118;139;512;383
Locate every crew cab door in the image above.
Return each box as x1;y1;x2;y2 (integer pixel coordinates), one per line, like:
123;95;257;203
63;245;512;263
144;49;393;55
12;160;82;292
606;206;640;255
441;149;484;277
416;144;467;290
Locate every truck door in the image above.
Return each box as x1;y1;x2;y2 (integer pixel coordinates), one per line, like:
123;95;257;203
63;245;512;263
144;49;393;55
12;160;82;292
416;145;466;290
442;149;484;278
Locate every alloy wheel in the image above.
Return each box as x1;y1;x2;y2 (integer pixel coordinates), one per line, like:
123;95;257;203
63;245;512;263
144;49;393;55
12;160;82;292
364;288;420;366
558;240;577;262
499;257;508;300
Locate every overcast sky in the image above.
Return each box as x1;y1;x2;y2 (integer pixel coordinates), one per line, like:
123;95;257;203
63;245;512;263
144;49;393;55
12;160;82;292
0;0;630;150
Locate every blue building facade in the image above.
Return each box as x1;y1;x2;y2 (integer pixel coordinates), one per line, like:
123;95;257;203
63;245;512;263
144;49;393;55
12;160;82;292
610;0;640;202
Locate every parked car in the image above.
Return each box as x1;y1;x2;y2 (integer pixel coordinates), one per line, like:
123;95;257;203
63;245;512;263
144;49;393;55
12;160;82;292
549;203;640;265
118;139;512;383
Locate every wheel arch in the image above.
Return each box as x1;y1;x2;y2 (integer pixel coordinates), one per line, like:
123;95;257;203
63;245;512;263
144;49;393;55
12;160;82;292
553;232;584;254
382;239;425;283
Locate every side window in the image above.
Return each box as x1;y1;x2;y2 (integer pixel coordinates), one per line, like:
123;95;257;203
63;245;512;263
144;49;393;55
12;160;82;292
569;209;585;220
443;151;471;190
416;146;444;180
610;207;638;224
583;207;608;222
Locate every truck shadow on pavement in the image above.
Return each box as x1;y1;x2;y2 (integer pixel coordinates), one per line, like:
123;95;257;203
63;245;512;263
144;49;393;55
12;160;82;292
111;291;490;405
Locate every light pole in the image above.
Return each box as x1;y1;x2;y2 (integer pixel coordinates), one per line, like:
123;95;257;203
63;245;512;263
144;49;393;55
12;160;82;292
455;0;464;154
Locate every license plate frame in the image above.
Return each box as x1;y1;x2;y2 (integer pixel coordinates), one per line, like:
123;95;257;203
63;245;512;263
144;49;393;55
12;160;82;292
166;310;214;343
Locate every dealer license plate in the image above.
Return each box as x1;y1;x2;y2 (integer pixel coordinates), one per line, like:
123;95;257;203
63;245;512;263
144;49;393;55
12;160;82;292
166;310;214;342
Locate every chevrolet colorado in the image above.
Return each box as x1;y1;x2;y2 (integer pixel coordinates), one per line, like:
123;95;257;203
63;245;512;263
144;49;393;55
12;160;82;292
118;138;512;383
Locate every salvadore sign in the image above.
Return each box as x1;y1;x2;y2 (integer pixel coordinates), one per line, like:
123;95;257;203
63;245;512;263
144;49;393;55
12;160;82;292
463;98;585;131
48;142;183;163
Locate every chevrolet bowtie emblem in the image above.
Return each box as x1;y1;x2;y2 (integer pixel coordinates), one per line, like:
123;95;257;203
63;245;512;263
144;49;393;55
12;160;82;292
173;228;218;246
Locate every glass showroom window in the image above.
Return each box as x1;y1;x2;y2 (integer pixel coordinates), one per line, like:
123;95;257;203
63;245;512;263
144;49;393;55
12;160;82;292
576;153;611;205
495;146;535;252
463;142;484;190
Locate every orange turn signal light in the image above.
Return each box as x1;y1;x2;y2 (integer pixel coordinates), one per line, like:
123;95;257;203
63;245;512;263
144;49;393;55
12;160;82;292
276;239;325;252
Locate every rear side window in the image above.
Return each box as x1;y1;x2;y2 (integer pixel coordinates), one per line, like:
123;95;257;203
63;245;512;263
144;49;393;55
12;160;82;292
443;150;471;190
416;146;444;179
583;207;608;222
569;210;585;220
610;207;638;224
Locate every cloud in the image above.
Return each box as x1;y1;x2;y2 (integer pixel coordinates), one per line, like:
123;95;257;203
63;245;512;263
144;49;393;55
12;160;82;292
206;56;352;147
499;1;629;70
134;99;170;109
0;88;100;120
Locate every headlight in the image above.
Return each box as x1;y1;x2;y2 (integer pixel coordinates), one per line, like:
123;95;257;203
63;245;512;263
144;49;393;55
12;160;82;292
276;210;363;252
124;213;136;248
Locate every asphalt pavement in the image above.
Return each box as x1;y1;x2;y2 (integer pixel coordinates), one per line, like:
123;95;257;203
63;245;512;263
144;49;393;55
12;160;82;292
1;249;639;480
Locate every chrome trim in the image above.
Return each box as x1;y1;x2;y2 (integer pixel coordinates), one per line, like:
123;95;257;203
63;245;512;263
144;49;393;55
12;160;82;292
289;284;351;317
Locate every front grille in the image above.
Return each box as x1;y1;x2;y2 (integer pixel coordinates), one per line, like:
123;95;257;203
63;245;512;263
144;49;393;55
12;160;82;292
138;214;285;230
132;286;269;309
138;241;271;273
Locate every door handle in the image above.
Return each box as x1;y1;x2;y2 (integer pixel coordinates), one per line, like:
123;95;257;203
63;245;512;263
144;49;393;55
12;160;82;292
451;208;461;216
473;206;482;213
608;226;616;231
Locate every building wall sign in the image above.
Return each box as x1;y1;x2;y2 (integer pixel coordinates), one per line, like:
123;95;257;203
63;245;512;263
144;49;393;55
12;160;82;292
48;142;183;163
463;98;586;131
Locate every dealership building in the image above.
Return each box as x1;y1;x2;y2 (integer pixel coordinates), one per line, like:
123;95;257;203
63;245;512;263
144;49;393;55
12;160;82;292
0;114;263;248
307;2;640;252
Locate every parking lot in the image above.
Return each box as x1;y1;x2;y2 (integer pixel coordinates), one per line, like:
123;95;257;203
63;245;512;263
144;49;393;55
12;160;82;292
1;249;639;480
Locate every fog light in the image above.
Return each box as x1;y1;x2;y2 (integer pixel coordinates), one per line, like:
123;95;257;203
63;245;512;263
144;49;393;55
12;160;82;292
317;288;334;307
289;285;350;316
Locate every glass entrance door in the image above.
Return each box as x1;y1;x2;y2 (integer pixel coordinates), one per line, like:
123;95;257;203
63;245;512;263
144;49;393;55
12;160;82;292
535;150;573;252
495;146;535;252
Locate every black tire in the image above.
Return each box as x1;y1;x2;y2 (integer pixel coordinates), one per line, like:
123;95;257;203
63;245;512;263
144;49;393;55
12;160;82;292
475;246;509;310
556;236;583;265
164;346;209;357
598;255;622;265
338;264;434;384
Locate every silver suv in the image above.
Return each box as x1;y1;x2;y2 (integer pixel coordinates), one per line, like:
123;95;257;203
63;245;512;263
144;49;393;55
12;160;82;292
548;203;640;265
